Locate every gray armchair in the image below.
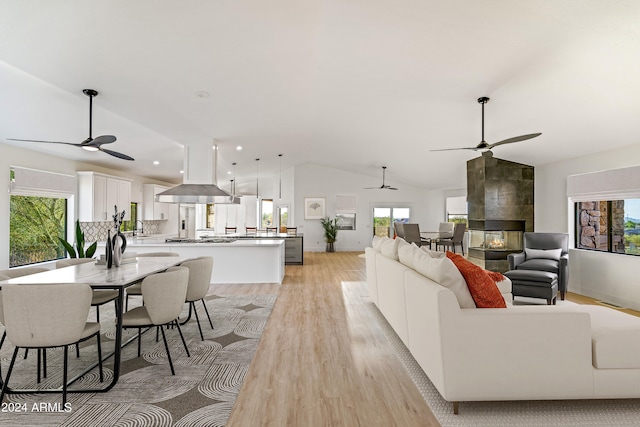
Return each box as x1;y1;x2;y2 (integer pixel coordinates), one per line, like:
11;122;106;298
508;232;569;300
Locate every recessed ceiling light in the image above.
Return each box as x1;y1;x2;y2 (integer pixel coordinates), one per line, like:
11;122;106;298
227;171;232;174
180;170;184;174
236;146;243;151
195;91;209;98
153;161;159;165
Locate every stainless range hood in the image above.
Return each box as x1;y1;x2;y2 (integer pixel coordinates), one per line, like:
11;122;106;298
156;141;240;204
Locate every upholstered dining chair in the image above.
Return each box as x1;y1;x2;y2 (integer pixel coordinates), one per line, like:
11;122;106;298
508;232;569;300
394;222;405;239
0;283;103;406
179;256;214;341
0;268;51;374
57;258;119;323
225;226;237;234
266;226;278;233
121;267;190;375
0;273;9;378
245;226;257;235
436;223;467;255
125;252;179;311
0;267;50;278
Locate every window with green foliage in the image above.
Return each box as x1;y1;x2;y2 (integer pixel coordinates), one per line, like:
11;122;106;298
121;202;138;232
10;195;67;267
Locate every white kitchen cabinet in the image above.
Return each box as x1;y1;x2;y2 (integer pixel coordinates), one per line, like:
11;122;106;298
143;184;170;220
78;172;132;222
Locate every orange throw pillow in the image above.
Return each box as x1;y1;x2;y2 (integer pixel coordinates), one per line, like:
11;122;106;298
446;252;506;308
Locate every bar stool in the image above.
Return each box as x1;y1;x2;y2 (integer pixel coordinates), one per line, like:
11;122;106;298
286;227;297;236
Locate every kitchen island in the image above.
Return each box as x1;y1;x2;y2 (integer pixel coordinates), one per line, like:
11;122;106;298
105;237;285;284
196;231;303;265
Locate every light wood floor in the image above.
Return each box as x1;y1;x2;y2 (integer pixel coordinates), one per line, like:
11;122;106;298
217;251;440;427
213;252;640;426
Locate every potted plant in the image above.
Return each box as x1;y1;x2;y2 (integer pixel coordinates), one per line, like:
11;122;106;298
321;216;339;252
59;220;97;258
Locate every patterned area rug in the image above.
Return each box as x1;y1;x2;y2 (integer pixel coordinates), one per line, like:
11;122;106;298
0;294;276;427
368;300;640;427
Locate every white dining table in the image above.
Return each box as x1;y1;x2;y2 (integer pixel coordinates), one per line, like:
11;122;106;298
0;255;192;395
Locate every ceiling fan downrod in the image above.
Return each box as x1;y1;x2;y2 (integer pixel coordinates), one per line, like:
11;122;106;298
478;96;489;147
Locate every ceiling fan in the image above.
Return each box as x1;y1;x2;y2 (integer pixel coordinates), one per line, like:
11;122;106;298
431;97;541;155
8;89;134;161
365;166;398;190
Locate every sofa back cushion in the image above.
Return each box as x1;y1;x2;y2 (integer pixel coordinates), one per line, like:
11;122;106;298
413;249;476;308
447;252;506;308
397;238;415;269
372;235;384;252
380;237;400;260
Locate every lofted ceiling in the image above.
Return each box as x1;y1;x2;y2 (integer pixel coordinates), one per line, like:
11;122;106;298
1;1;640;191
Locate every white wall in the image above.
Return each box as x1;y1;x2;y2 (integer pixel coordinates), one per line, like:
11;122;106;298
0;142;177;269
535;141;640;310
293;163;444;252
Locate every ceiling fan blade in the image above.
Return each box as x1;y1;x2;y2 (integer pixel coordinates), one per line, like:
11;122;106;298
487;133;541;149
385;187;399;190
99;147;134;161
7;138;81;146
91;135;117;145
430;146;479;152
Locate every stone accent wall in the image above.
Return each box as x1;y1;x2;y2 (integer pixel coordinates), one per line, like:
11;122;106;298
577;201;601;249
577;200;625;252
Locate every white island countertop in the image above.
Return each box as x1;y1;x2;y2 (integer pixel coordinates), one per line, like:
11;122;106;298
101;237;285;284
124;237;285;247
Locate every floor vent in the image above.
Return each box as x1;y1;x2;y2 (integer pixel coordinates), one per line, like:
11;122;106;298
598;301;625;309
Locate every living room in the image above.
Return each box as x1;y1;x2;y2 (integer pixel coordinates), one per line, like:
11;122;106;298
1;2;640;425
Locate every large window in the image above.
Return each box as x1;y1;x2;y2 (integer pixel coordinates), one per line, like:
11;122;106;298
10;195;67;267
261;199;273;228
576;199;640;255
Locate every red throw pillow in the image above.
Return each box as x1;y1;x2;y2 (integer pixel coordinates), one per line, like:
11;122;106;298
446;252;506;308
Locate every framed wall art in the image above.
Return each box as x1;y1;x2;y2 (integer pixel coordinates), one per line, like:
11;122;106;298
304;197;325;219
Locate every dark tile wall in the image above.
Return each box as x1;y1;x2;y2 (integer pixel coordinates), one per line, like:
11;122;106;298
467;155;534;232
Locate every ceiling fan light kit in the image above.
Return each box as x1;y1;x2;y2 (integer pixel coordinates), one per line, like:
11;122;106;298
8;89;134;161
431;96;541;153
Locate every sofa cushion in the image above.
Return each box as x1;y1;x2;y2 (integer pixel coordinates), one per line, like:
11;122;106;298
516;258;559;274
397;238;415;269
380;237;400;260
447;252;506;308
372;235;385;252
525;248;562;261
420;246;446;259
413;249;476;308
571;305;640;369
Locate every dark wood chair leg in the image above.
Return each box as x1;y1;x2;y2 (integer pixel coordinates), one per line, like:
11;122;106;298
453;401;459;414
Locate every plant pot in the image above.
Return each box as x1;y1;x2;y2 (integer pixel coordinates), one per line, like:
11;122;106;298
326;242;335;252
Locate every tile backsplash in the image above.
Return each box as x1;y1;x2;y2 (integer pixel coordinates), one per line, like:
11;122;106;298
80;221;165;243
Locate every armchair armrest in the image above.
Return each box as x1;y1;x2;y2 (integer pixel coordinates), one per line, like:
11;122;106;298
508;252;525;270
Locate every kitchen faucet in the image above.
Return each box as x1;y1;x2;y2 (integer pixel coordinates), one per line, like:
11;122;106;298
134;220;144;236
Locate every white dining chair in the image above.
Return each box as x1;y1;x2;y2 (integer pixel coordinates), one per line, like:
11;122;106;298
0;283;103;406
124;252;180;311
179;256;214;340
57;258;119;323
121;267;190;375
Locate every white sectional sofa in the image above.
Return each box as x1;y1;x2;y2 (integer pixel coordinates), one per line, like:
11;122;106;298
365;237;640;414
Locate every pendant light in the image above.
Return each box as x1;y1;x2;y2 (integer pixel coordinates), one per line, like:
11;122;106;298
255;158;260;197
232;162;237;196
278;154;283;200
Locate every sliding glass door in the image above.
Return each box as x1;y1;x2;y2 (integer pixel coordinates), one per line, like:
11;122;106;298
373;207;410;237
